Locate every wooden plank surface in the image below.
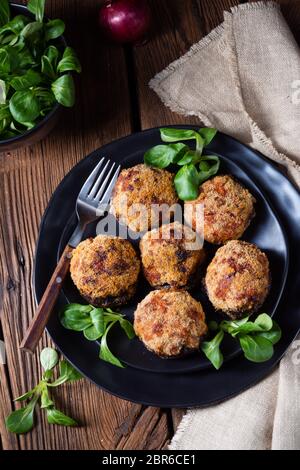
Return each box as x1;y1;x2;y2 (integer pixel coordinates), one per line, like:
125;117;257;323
0;362;19;450
0;0;299;450
0;0;134;451
134;0;239;130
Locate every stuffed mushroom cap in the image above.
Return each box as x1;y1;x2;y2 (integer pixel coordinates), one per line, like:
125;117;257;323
140;221;205;289
110;164;178;232
185;175;255;245
134;290;208;357
205;240;270;318
70;235;140;307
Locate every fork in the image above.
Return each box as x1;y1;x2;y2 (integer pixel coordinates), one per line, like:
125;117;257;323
20;158;121;353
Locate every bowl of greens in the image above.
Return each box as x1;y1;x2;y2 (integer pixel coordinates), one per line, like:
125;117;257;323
0;0;81;151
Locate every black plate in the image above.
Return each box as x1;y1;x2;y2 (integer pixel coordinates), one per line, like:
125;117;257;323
58;154;289;374
34;128;300;407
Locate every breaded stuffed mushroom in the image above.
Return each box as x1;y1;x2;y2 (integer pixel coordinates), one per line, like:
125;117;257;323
140;222;205;289
110;164;178;232
70;235;140;307
205;240;270;318
134;290;208;357
185;175;255;244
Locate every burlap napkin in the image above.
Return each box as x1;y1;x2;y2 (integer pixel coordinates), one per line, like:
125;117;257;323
150;1;300;450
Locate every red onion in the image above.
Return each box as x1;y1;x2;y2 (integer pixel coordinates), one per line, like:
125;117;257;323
99;0;151;45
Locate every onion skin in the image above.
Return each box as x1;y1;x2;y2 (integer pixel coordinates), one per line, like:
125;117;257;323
99;0;151;44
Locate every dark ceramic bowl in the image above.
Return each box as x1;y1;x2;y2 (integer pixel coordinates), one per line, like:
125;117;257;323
0;3;67;152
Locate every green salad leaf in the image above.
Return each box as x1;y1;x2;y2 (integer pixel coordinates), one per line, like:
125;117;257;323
144;143;187;169
6;347;81;435
46;408;77;427
174;163;200;201
0;78;6;102
202;313;282;369
239;335;274;363
6;397;38;434
198;127;217;146
44;44;59;66
51;74;75;107
59;360;82;382
57;46;82;73
27;0;45;23
119;317;135;339
10;69;41;90
21;21;43;39
40;347;59;371
0;0;81;140
14;389;36;402
60;303;136;368
0;15;30;36
144;127;219;200
9;89;40;123
201;330;224;370
0;0;10;28
41;54;56;79
0;47;10;73
197;155;220;184
40;387;54;409
60;303;92;331
256;321;281;345
44;19;65;41
99;322;125;369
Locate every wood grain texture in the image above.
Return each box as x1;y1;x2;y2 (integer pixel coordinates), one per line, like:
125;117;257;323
0;363;19;450
0;0;135;451
133;0;239;129
171;409;186;433
1;0;299;451
20;244;73;353
196;0;239;30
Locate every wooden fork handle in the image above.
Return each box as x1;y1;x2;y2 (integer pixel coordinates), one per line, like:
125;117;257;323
20;245;74;354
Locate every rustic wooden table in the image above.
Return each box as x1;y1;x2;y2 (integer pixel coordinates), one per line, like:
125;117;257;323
1;0;299;451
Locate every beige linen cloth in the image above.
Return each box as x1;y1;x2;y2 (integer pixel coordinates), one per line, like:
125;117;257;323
150;1;300;450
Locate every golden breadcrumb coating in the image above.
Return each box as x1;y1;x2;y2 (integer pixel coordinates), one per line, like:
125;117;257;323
140;222;205;289
185;175;255;245
134;290;208;357
205;240;270;318
110;164;178;232
70;235;140;307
